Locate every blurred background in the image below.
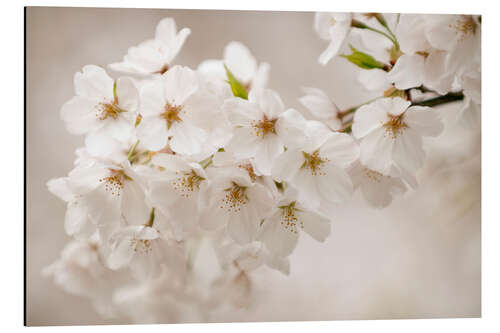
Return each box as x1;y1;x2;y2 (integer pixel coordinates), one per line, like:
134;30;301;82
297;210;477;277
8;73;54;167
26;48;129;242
26;7;480;325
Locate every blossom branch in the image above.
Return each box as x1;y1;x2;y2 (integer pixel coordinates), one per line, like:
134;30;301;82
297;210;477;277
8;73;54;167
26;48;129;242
411;91;465;107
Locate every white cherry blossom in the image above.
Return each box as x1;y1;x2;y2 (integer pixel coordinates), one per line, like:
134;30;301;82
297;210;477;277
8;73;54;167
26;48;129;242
315;12;353;65
60;65;138;140
349;161;407;208
259;188;331;257
352;97;443;184
109;18;191;76
272;130;359;209
199;167;274;245
198;41;270;92
136;65;214;155
223;88;294;175
299;87;342;131
147;153;209;240
107;223;185;281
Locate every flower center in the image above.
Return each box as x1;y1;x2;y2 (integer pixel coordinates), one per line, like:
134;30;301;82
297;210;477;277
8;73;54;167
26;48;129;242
301;150;329;176
278;201;303;234
154;64;169;75
171;170;205;198
220;182;248;213
363;168;384;183
383;113;408;139
130;238;153;253
161;102;183;129
95;100;126;121
252;115;277;138
450;15;477;41
99;169;131;196
238;163;257;182
329;17;336;27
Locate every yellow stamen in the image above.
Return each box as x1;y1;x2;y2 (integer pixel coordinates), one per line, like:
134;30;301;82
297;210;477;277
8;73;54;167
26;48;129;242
301;150;329;176
220;182;248;213
161;102;182;129
382;113;408;139
252;114;277;138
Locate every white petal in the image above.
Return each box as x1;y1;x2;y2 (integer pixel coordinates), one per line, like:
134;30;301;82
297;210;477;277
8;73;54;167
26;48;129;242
223;98;261;126
387;54;425;90
139;77;166;117
224;41;257;84
169;121;207;155
224;126;260;159
227;206;258;245
47;177;74;202
136;117;168;151
64;201;92;237
197;59;225;80
423;50;454;95
314;12;334;40
117;39;166;75
395;14;431;54
271;149;304;182
74;65;113;100
116;77;139;111
107;236;134;270
163;66;199;106
155;18;177;45
352;99;388;139
299;87;338;119
275;109;308;149
319;133;360;168
121;181;150;225
261;212;299;257
60;96;101;135
294;168;322;208
299;209;331;242
251;62;270;89
457;97;480;130
84;129;124;158
151;153;191;172
392;129;425;177
316;163;353;203
359;127;395;175
155;18;191;63
254;134;284;176
404;106;443;137
358;69;392;91
248;88;285;119
360;171;406;208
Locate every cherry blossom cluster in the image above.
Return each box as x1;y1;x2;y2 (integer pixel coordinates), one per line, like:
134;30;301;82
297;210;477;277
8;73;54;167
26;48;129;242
44;13;481;323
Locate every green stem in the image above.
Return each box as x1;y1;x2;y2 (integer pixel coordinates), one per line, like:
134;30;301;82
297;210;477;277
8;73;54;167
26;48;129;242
411;92;464;107
352;19;399;50
145;208;155;227
199;155;213;169
339;96;382;120
127;140;140;162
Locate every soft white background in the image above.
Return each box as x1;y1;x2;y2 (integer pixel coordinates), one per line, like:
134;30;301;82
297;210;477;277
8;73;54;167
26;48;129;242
3;0;499;332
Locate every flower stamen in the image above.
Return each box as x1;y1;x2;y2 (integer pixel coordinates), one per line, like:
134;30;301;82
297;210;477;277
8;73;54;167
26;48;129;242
278;201;303;234
171;170;205;198
161;102;183;129
220;182;248;212
252;114;277;138
450;15;477;41
99;169;131;196
383;113;408;139
95;100;126;120
301;150;329;176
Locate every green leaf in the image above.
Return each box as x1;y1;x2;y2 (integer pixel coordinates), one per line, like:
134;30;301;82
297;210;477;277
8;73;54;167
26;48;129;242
224;64;248;100
341;45;389;71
